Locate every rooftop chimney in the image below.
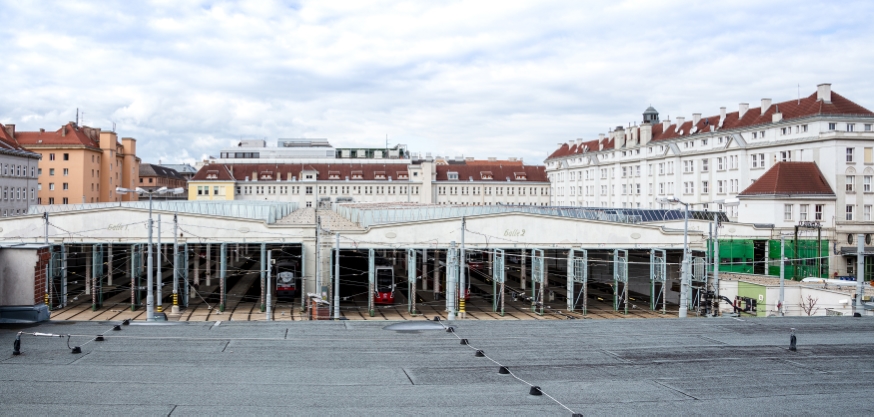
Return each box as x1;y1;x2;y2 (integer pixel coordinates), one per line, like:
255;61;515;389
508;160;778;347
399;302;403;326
739;103;749;119
4;124;14;138
676;116;685;127
662;119;671;131
817;83;832;102
761;98;772;115
692;113;701;125
720;107;726;119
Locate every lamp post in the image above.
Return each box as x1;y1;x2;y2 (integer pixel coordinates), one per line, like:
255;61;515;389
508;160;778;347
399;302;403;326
660;196;690;318
116;186;184;321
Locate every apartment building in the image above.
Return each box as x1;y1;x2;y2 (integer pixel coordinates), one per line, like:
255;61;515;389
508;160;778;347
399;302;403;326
545;83;874;275
139;163;188;199
188;158;550;206
0;123;41;216
15;122;141;204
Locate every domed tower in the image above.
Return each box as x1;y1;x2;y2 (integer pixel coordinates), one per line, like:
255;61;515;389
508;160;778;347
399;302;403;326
643;106;659;124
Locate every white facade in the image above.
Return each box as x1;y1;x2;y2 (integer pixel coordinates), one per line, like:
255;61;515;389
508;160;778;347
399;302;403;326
545;84;874;276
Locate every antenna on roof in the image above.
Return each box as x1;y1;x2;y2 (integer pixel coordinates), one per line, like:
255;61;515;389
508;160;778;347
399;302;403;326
797;83;800;105
112;122;116;132
76;108;79;125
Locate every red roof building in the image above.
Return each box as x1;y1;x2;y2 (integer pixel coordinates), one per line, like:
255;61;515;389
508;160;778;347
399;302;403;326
189;159;550;207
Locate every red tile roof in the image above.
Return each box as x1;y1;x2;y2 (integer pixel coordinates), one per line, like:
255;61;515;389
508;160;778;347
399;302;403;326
192;161;548;183
0;123;22;151
435;162;547;182
548;89;874;160
739;162;834;196
192;163;412;182
15;122;102;149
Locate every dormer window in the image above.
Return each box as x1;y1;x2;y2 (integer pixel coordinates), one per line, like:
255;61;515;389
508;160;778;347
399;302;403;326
351;171;363;180
206;170;219;179
259;171;273;180
514;172;527;180
328;171;340;180
447;172;459;180
374;171;386;180
397;171;409;180
480;171;493;180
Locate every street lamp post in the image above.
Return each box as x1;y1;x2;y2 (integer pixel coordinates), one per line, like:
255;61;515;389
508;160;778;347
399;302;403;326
116;186;184;321
660;196;690;318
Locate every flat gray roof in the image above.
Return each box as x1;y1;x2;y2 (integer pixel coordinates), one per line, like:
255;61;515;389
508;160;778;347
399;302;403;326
2;317;873;415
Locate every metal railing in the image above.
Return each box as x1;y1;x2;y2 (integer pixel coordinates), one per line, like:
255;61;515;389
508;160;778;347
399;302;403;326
28;201;298;224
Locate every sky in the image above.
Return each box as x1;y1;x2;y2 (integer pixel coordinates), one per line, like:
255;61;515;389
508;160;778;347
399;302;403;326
1;0;873;167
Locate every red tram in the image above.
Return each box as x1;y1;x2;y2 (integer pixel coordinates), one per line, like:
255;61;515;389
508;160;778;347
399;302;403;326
374;266;395;305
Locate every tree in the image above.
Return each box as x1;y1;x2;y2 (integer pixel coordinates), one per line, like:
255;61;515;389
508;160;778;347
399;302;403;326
799;294;820;316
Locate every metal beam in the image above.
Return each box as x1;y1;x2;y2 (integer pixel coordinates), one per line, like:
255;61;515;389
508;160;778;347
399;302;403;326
531;248;544;316
493;248;505;315
368;248;375;317
407;248;417;315
613;249;628;314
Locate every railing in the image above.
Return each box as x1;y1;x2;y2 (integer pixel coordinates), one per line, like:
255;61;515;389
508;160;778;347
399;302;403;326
334;203;727;228
27;201;298;224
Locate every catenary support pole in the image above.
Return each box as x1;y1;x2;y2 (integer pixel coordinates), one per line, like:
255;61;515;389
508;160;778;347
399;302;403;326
172;214;179;314
780;235;785;317
205;243;211;286
459;217;466;319
219;243;227;312
266;249;273;321
679;202;689;318
334;233;340;320
713;218;720;316
157;214;163;313
260;244;266;312
857;233;865;316
146;195;155;321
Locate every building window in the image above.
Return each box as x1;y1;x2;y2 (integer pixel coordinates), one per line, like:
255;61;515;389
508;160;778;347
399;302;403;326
48;197;54;204
305;186;313;195
847;205;855;221
865;176;872;192
717;157;724;171
702;181;709;193
63;153;69;161
784;204;793;221
781;127;789;135
62;183;68;190
829;123;836;131
800;204;809;221
213;186;219;195
49;183;55;190
866;205;873;221
49;168;55;176
701;159;708;172
846;175;855;192
62;197;68;204
780;151;791;162
49;153;55;161
847;123;856;132
63;168;69;176
865;124;872;132
847;148;855;162
306;201;312;207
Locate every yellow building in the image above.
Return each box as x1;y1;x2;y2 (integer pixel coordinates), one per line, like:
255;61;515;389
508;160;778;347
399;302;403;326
188;165;235;201
16;122;140;204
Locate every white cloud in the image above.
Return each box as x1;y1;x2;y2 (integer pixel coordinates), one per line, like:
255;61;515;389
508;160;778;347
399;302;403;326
1;0;873;165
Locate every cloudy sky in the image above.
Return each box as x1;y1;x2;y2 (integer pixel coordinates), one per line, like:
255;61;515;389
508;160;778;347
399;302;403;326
1;0;873;166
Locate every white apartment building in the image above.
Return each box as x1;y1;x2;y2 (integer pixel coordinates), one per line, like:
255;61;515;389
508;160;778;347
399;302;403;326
189;158;550;207
545;83;874;275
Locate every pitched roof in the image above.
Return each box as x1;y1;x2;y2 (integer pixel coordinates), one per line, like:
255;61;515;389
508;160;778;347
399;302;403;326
0;123;22;151
738;162;835;196
192;163;412;182
548;88;874;160
140;163;185;180
435;161;547;182
15;122;102;148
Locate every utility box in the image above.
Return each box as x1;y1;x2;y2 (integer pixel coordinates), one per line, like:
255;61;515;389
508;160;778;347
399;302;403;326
309;295;330;320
